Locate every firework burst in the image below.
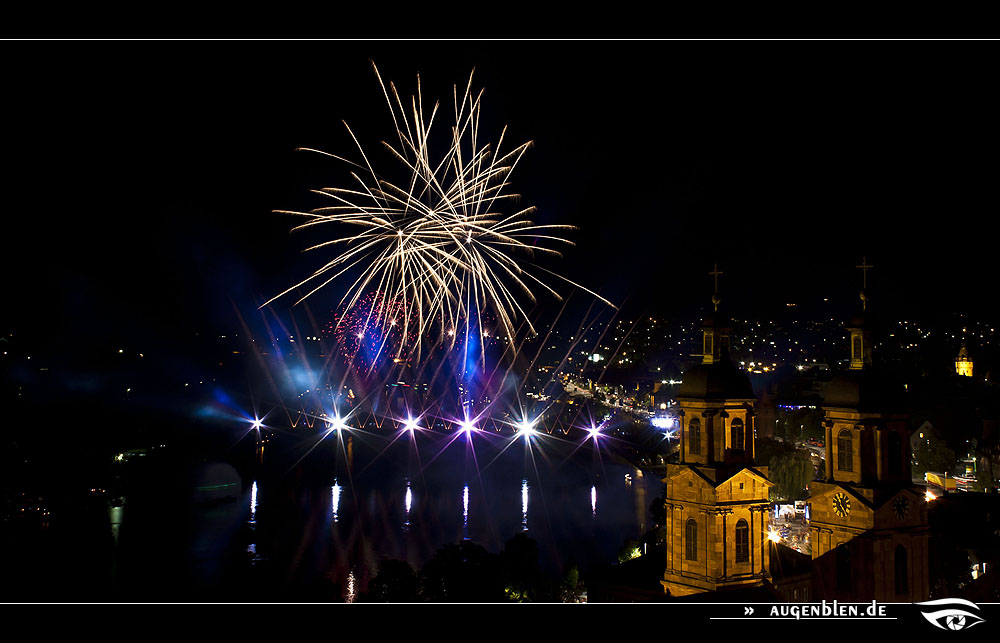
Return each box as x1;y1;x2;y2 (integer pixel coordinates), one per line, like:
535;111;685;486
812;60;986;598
265;62;614;363
324;291;418;368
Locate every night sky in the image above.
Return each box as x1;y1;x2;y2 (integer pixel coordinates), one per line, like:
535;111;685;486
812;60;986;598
6;40;999;359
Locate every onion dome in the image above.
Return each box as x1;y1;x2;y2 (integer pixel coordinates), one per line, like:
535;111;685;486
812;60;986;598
823;369;906;413
678;360;756;401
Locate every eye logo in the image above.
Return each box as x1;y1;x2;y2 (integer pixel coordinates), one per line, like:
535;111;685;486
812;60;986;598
917;598;986;630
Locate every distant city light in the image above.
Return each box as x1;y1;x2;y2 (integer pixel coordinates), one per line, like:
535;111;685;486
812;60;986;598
651;417;675;430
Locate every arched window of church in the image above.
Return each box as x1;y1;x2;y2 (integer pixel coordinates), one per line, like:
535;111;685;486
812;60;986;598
685;519;698;561
894;545;908;595
852;335;862;360
837;430;853;472
836;544;851;591
731;418;745;452
888;432;902;477
735;519;749;562
689;418;701;455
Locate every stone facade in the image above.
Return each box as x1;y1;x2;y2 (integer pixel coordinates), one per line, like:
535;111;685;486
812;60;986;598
662;464;773;595
808;307;930;602
809;483;930;601
662;296;774;596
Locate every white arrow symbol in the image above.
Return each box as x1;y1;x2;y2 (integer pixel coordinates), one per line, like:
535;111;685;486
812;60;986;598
744;607;754;616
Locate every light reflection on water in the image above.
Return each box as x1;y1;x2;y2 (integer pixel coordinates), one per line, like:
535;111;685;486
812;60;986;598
521;479;529;532
404;481;412;530
346;569;357;603
633;468;647;534
462;484;470;539
249;480;258;522
257;431;650;600
102;428;656;601
247;480;260;560
109;504;124;544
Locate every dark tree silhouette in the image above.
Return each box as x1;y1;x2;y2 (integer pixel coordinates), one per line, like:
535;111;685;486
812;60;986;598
501;532;545;602
419;541;506;602
367;559;419;602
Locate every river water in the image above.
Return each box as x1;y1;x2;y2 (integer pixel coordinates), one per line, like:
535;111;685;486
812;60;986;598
18;425;658;602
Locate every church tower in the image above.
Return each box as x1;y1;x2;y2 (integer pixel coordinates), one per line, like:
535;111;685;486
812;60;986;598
662;266;774;597
956;343;973;377
847;257;874;371
809;259;930;602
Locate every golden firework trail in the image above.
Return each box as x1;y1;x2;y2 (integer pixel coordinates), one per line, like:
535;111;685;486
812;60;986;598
265;62;615;361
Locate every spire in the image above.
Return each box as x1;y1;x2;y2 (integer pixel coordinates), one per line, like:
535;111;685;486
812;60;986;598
956;342;973;377
848;257;873;370
709;263;723;312
856;256;872;312
701;264;731;364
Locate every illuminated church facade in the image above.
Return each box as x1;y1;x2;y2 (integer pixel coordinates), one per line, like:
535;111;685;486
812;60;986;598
808;306;930;601
956;343;973;377
661;275;774;596
661;262;929;601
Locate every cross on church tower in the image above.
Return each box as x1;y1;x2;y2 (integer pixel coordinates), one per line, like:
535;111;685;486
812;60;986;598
848;257;873;369
856;256;872;288
662;262;772;599
709;264;723;312
856;256;872;311
701;264;730;364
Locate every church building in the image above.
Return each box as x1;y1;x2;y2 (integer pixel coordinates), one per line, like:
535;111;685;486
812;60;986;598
808;261;930;601
662;268;774;596
956;343;973;377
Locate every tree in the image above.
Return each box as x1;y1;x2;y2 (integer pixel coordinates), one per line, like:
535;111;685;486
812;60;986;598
649;485;666;527
769;450;815;501
500;532;546;602
367;559;419;602
975;446;1000;492
419;541;506;602
775;407;824;442
617;538;642;563
912;426;957;479
559;563;583;602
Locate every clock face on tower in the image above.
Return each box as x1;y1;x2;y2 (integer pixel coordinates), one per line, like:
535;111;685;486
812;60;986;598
832;492;852;518
893;496;909;519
